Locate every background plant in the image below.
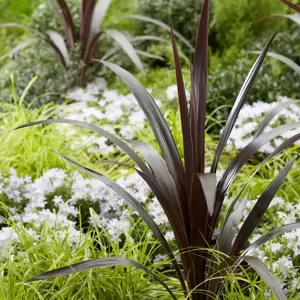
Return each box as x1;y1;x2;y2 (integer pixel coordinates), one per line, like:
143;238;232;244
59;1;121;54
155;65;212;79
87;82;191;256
253;0;300;75
0;0;148;83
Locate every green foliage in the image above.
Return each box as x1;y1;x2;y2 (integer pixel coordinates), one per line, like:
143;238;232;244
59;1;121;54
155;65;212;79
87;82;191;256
0;89;74;177
0;43;89;106
211;0;292;54
0;77;128;179
0;0;41;58
207;57;299;126
207;24;300;125
104;0;138;30
29;0;80;33
136;0;203;47
0;217;178;300
0;0;166;103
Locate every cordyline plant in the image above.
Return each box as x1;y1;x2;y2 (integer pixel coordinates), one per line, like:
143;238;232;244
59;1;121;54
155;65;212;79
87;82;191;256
14;0;300;299
0;0;191;85
252;0;300;74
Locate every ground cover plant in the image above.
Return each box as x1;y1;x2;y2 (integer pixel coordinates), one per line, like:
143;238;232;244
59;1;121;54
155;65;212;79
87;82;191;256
11;0;300;299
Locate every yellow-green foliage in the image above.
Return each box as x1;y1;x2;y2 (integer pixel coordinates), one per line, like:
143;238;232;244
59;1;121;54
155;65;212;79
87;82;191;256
212;0;296;55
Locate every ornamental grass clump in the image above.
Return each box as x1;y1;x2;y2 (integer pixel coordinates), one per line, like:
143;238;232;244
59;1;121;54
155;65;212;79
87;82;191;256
15;0;300;299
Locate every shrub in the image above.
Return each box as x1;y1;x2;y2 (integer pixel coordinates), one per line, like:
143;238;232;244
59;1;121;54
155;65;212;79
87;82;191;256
0;43;87;106
136;0;203;47
16;1;300;298
256;0;300;75
207;54;300;126
211;0;293;54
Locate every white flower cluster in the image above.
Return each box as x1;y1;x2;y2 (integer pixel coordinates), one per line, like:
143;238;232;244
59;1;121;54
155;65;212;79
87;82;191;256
0;80;185;251
237;195;300;293
0;167;172;245
63;78;167;155
227;96;300;153
165;84;190;101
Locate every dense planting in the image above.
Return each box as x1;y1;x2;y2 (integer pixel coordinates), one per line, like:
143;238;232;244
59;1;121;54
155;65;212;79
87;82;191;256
0;0;299;299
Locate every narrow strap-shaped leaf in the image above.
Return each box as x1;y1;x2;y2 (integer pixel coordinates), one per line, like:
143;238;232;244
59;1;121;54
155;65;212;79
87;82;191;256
99;61;185;199
13;119;152;178
192;0;209;173
98;35;166;61
122;14;194;52
55;154;171;263
199;173;217;216
135;50;164;61
217;122;300;210
83;31;102;63
80;0;96;51
211;123;300;240
54;152;186;295
20;76;39;106
261;14;300;26
0;23;30;31
50;0;75;48
130;35;166;43
222;132;300;228
189;70;197;171
242;222;300;256
189;173;209;290
240;256;287;300
253;99;299;138
89;0;111;40
47;31;70;66
0;38;37;61
280;0;300;12
28;257;177;300
104;30;144;72
231;155;298;254
125;140;182;212
45;40;68;69
96;159;135;168
96;159;175;202
211;33;276;173
249;51;300;74
218;195;247;254
171;29;194;197
125;141;191;267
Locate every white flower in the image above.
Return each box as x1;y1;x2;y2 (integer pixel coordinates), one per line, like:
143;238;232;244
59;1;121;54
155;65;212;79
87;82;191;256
0;227;17;250
166;85;177;100
165;231;175;241
119;126;135;139
269;197;285;208
153;254;167;264
67;88;98;102
148;198;168;225
270;242;282;252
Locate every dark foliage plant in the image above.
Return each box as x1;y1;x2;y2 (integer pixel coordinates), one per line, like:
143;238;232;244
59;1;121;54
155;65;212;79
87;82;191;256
15;0;300;299
0;0;190;86
1;0;145;85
